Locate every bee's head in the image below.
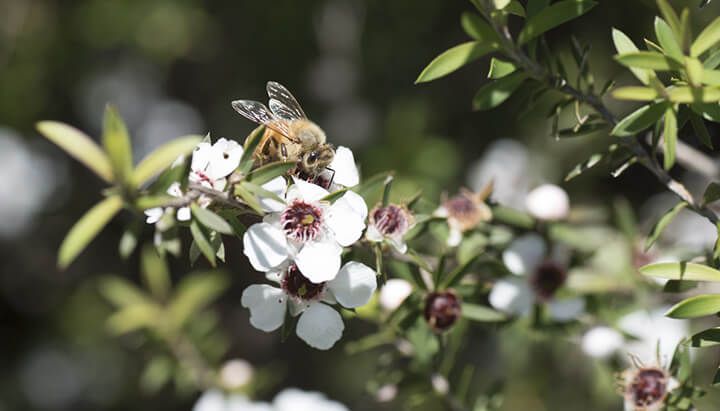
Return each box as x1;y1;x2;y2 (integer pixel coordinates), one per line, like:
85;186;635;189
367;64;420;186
300;144;335;173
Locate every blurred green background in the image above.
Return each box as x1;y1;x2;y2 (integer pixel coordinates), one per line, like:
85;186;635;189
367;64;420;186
2;0;720;410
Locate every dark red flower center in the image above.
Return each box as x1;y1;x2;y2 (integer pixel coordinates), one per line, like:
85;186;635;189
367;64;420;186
445;195;477;217
281;200;323;242
630;368;667;407
372;204;409;237
281;264;326;300
530;260;567;300
424;291;461;332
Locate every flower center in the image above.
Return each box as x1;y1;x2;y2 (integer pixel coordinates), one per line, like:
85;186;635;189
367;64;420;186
530;260;567;300
630;368;667;407
424;291;461;332
372;204;409;237
281;200;324;242
281;264;326;300
445;195;477;217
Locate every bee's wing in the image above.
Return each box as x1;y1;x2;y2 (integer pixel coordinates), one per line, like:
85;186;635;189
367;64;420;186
266;81;307;120
231;99;293;138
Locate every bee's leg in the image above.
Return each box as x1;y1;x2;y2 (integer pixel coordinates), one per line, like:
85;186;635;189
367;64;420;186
280;143;288;160
325;167;336;188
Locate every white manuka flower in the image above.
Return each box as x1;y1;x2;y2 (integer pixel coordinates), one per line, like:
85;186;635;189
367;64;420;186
144;182;191;224
241;261;377;350
243;178;368;283
189;137;244;191
304;146;360;192
379;278;413;311
434;186;492;247
366;203;414;254
272;388;349;411
524;184;570;221
488;233;585;321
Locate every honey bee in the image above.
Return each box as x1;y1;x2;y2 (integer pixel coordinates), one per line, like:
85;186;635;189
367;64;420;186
232;81;335;177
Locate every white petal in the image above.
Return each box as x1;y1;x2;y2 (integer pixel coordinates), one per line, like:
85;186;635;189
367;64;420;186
243;223;290;272
259;176;288;212
177;206;191;222
191;142;213;173
618;307;689;363
446;227;462;247
379;279;413;311
339;190;368;219
388;236;407;254
295;303;344;350
525;184;570;221
547;297;585;322
502;233;546;275
365;225;383;242
166;182;183;197
287;178;329;203
208;138;244;179
145;207;163;224
193;390;225;411
273;388;349;411
581;326;624;359
328;261;377;308
329;146;359;187
295;240;342;283
227;396;273;411
488;277;533;316
241;284;287;332
327;197;366;247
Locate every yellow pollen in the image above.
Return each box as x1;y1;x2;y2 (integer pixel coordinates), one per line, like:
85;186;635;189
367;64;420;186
301;214;315;225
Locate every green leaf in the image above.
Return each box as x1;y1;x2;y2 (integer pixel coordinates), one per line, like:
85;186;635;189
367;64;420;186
473;72;528;110
611;86;661;101
491;205;534;229
234;183;264;215
190;204;233;235
141;245;171;300
666;294;720;318
356;172;393;203
611;101;668;136
656;0;681;39
505;1;526;17
689;327;720;347
189;221;216;267
663;106;677;170
140;356;173;394
654;17;684;61
565;153;603;181
703;69;720;86
245;161;294;185
36;121;114;183
102;105;134;186
462;303;507;322
58;195;124;269
690;112;714;148
703;182;720;205
704;49;720;69
106;303;160;335
517;0;597;45
667;86;720;103
557;122;607;138
645;201;687;250
416;42;498;84
98;276;151;307
488;58;517;79
461;13;500;42
441;253;483;288
118;221;141;259
239;125;265;174
685;57;705;87
615;51;681;71
526;0;550;18
132;135;202;188
493;0;511;9
640;261;720;281
168;272;229;327
691;16;720;57
612;28;651;84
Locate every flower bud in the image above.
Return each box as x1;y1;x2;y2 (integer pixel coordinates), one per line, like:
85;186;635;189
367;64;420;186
424;291;461;332
219;359;254;390
525;184;569;221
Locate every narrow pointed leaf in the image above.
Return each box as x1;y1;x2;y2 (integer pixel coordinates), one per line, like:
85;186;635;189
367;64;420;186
102;105;134;185
640;261;720;281
663;106;677;170
141;245;171;300
654;17;683;61
59;195;124;269
36;121;113;183
245;161;294;184
667;86;720;103
189;221;216;267
611;102;668;136
517;0;598;45
611;86;661;101
190;204;233;235
656;0;681;39
612;28;651;85
691;16;720;57
488;58;517;79
461;12;500;42
666;294;720;318
615;51;681;71
239;125;265;174
703;182;720;205
416;42;498;84
473;72;528;110
645;201;687;250
133;135;202;188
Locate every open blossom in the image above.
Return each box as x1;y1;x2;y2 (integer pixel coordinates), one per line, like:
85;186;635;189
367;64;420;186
243;178;368;283
193;388;349;411
488;233;585;321
620;364;679;411
242;261;376;349
306;146;360;192
366;203;414;253
379;278;413;311
434;185;492;247
144;182;191;224
524;184;570;221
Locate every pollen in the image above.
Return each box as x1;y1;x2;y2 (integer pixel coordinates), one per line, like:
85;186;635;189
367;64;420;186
281;200;324;242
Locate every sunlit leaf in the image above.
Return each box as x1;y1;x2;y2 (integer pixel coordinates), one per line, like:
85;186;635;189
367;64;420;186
473;72;528;110
666;294;720;318
102;105;134;186
689;327;720;347
118;221;141;259
645;201;687;250
140;356;173;394
461;12;500;42
663;106;677;170
132;135;202;188
691;16;720;57
58;195;124;269
667;86;720;103
611;86;661;101
189;221;216;267
98;276;151;307
656;0;681;39
191;204;233;235
611;101;668;136
488;58;517;79
654;17;683;61
493;0;511;9
611;28;651;85
416;42;498;84
685;57;705;87
615;51;681;71
36;121;114;183
239;125;265;174
245;161;294;185
640;261;720;281
517;0;597;45
106;303;161;335
703;69;720;86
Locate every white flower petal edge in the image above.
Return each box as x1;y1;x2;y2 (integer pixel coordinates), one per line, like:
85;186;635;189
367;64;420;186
379;279;413;311
582;326;624;359
192;390;226;411
328;262;377;308
295;241;342;283
547;297;585;322
145;207;163;224
326;192;368;247
273;388;349;411
488;277;534;316
288;178;330;203
207;138;244;179
329;146;360;188
241;284;287;332
525;184;569;221
296;303;344;350
243;223;290;272
259;176;288;212
177;206;192;222
502;233;546;275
